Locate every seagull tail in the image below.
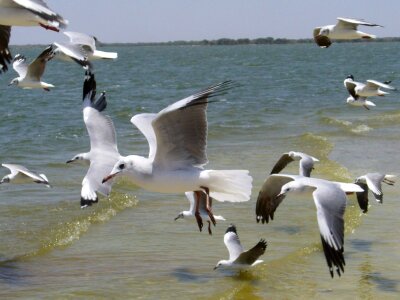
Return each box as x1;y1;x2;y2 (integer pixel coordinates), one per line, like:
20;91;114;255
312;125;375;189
206;170;252;202
93;50;118;60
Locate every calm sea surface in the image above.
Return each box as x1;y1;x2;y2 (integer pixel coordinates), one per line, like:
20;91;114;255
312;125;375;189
0;42;399;299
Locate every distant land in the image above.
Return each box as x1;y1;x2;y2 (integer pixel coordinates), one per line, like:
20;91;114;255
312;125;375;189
13;37;400;47
105;36;400;47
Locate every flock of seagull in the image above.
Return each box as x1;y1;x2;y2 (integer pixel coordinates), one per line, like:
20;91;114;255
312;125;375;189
0;1;397;277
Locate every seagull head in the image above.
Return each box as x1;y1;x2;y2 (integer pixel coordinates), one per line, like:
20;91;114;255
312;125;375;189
214;260;230;270
66;153;89;164
8;78;19;87
346;74;354;81
276;181;302;198
174;212;184;221
102;158;129;183
0;175;10;184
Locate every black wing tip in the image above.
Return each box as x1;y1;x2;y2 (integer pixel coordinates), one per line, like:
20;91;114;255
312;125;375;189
258;239;268;251
93;92;107;112
13;54;25;62
225;224;237;234
80;197;99;208
320;235;345;278
83;71;96;101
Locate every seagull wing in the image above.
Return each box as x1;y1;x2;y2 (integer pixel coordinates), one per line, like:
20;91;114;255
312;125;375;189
151;81;233;170
53;42;91;69
256;174;297;223
365;173;384;202
366;80;395;90
313;183;346;278
0;25;11;73
2;163;46;182
269;153;294;175
184;191;196;214
224;227;243;261
345;81;358;99
131;113;158;160
26;45;54;81
64;31;96;51
336;17;382;29
12;54;28;77
12;0;67;28
234;239;267;265
355;182;369;213
299;155;316;177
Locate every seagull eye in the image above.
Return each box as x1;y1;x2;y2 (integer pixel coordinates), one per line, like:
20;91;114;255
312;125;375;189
119;163;125;170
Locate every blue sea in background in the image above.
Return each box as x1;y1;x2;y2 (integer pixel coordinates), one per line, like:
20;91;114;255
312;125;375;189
0;42;399;298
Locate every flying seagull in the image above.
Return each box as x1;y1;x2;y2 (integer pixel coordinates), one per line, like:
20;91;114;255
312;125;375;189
354;173;396;213
61;31;117;60
9;45;55;90
174;191;226;235
344;75;395;99
214;224;267;270
346;96;376;110
0;163;50;187
102;81;252;232
270;151;319;177
313;17;382;48
0;0;68;73
256;174;364;277
53;41;91;70
66;72;120;208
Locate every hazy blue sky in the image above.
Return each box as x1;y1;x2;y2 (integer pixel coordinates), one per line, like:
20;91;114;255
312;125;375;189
11;0;399;45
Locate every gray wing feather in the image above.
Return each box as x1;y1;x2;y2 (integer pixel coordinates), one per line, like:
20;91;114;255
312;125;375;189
131;113;158;160
234;239;267;265
152;81;233;169
27;45;54;80
256;174;297;223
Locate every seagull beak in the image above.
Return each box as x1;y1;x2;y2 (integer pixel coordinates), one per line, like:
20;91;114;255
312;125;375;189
213;266;218;270
102;172;119;183
66;160;73;164
174;215;181;221
276;192;284;199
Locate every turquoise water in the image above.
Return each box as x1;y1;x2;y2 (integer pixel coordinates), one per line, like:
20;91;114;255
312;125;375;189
0;42;399;299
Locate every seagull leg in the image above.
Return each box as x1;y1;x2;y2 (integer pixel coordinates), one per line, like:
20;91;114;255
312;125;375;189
39;23;60;32
194;191;203;232
201;186;216;226
207;221;212;235
43;88;50;92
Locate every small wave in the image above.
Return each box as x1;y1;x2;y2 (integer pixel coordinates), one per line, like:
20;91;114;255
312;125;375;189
351;124;372;133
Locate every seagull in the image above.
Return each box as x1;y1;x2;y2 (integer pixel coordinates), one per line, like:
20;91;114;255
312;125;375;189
9;45;55;90
255;174;364;277
0;0;68;73
354;173;396;213
0;163;50;187
270;151;319;177
313;17;382;48
174;191;226;235
53;41;92;70
66;72;120;208
102;81;253;232
346;96;376;110
344;75;395;99
61;31;118;60
214;224;267;270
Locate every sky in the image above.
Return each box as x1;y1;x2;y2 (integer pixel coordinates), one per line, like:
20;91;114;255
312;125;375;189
10;0;400;45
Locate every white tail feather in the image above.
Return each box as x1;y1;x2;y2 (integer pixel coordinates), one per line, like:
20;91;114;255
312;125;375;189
92;50;118;60
206;170;252;202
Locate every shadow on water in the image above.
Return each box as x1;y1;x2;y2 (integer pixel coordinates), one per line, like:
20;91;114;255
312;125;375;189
0;258;28;286
171;267;214;283
359;260;399;297
350;239;373;252
272;225;302;235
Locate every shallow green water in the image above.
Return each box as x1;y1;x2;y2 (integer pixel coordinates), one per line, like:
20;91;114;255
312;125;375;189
0;42;399;299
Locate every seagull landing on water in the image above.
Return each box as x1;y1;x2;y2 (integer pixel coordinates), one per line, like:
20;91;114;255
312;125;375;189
174;191;226;235
9;45;55;91
270;151;319;177
0;163;50;187
354;173;396;213
0;0;68;73
313;17;382;48
256;174;364;277
66;72;120;208
214;224;267;270
102;81;252;232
